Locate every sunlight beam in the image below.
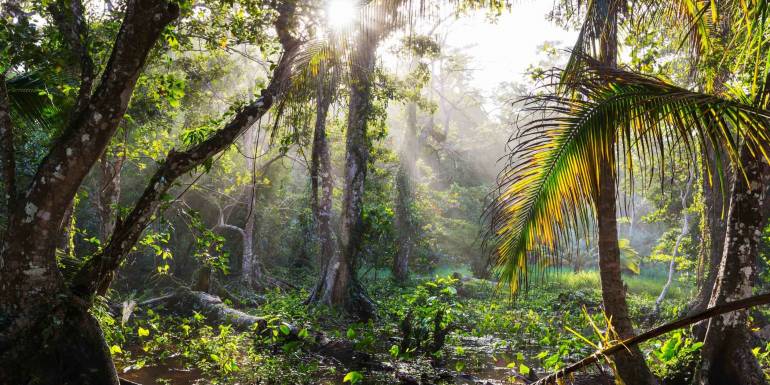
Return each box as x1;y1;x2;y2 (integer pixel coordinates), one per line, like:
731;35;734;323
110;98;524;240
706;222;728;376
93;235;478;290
325;0;357;31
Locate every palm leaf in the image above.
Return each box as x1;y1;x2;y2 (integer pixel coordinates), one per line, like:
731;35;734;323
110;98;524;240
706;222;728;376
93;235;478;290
5;73;58;132
486;60;770;294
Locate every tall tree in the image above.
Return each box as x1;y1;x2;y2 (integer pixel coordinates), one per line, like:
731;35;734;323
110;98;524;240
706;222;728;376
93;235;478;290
592;2;659;383
309;26;379;319
696;145;770;385
0;1;302;382
691;141;730;318
0;2;180;383
310;67;337;274
393;98;418;282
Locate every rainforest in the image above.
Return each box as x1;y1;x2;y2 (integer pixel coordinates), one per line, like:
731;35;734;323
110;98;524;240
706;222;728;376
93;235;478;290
2;0;770;384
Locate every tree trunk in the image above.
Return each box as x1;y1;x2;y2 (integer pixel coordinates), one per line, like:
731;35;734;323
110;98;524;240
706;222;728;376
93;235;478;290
690;141;730;323
58;197;77;260
597;160;659;385
594;1;658;383
393;101;418;282
310;72;336;270
696;145;769;385
0;2;179;383
308;31;377;320
240;127;264;288
96;152;124;241
0;298;120;385
654;166;694;314
691;8;732;322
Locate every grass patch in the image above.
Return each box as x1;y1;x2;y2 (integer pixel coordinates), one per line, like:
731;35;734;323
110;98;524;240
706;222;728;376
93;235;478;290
549;269;694;301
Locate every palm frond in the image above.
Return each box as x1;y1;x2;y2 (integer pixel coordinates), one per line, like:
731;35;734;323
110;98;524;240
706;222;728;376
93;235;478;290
486;60;770;294
5;74;58;132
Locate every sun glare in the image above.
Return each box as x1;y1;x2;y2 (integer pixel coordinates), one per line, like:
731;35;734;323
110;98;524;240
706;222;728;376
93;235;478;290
325;0;357;30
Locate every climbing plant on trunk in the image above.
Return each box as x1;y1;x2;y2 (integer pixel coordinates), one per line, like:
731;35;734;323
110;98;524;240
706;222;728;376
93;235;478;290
309;27;379;319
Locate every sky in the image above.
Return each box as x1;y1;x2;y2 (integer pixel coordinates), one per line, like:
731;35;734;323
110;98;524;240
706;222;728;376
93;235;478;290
440;2;578;97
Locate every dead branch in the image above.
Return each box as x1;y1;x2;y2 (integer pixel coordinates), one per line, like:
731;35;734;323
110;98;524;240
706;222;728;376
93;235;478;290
534;292;770;384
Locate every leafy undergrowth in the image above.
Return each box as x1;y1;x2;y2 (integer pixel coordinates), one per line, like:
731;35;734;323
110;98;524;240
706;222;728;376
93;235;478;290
95;269;768;385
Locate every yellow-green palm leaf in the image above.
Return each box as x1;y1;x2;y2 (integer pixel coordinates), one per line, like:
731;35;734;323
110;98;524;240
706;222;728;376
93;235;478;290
486;59;770;294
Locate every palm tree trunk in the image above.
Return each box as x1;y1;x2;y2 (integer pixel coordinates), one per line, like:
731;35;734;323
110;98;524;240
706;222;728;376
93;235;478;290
696;145;769;385
393;101;418;282
597;160;659;385
595;1;657;383
308;31;376;320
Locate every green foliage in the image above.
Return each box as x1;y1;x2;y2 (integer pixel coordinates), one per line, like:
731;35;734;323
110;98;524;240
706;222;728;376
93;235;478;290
139;230;174;275
186;210;230;274
343;371;364;384
396;275;461;357
650;332;703;383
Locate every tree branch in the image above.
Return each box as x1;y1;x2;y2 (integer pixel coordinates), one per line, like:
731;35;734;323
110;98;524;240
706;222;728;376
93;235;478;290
70;1;302;300
0;0;179;311
533;292;770;384
47;0;94;113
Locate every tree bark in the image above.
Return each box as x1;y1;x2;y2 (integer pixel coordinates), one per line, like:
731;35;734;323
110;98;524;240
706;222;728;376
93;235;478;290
308;30;377;320
696;145;769;385
690;141;730;324
594;1;658;384
393;100;418;282
691;2;732;322
310;73;336;272
596;160;659;385
96;152;124;241
240;127;263;288
306;69;339;303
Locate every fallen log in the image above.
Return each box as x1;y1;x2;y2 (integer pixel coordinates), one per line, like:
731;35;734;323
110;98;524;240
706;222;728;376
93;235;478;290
533;292;770;384
134;286;378;368
166;287;274;332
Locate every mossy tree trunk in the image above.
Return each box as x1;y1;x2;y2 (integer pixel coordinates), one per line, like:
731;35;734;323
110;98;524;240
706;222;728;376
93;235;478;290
696;145;769;385
0;2;179;383
309;30;378;320
310;70;336;271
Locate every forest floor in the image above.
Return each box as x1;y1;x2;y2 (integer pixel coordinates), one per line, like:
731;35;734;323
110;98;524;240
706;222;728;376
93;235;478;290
101;269;770;385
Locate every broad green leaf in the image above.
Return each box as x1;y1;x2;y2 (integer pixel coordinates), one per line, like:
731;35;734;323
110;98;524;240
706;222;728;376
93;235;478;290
343;371;363;384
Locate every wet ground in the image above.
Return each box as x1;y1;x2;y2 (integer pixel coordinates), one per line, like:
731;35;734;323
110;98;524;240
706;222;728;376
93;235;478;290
119;334;531;385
